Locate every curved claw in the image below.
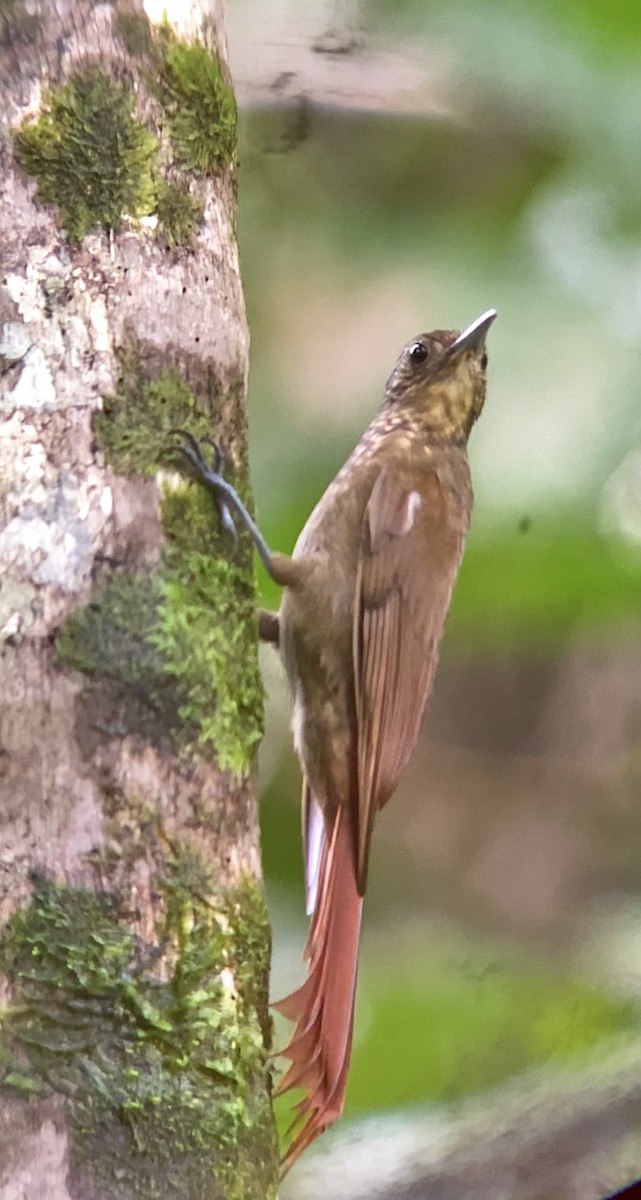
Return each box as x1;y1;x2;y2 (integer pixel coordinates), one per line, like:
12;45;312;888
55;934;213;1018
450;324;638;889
168;428;217;473
167;428;226;485
167;429;237;545
218;501;237;542
196;434;225;476
164;430;275;574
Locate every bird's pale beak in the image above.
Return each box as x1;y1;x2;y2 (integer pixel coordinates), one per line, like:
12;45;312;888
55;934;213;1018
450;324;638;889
449;309;497;356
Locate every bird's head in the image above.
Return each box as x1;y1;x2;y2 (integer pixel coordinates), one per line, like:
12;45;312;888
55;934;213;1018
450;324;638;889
384;310;497;444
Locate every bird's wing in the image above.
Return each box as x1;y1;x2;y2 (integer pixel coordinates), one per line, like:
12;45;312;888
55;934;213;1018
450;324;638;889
352;463;467;893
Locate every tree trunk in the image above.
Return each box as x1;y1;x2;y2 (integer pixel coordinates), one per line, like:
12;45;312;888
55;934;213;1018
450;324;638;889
0;2;278;1197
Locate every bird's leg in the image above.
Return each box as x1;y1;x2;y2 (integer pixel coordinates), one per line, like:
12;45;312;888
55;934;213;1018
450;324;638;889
169;431;301;589
258;608;280;647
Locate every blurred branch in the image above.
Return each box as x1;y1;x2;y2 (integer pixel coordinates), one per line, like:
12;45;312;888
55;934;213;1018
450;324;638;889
283;1038;641;1200
227;0;449;117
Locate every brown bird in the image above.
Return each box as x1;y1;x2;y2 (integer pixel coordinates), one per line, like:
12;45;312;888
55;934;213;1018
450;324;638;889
173;308;496;1173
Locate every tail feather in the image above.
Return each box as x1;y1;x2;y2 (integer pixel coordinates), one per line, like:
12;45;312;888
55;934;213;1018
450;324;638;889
276;802;363;1175
272;974;317;1023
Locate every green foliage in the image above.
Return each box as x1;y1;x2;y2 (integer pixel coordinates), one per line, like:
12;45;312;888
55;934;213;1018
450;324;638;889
155;178;204;248
369;0;641;52
14;68;158;240
0;873;278;1198
156;38;238;173
534;0;641;53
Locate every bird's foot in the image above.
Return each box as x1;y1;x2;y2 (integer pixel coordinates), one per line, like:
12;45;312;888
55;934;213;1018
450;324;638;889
168;429;238;543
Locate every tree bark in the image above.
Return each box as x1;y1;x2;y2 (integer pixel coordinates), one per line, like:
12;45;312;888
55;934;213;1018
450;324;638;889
0;3;277;1197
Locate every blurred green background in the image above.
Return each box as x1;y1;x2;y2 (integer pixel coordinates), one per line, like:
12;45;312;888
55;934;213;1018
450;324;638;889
228;0;641;1164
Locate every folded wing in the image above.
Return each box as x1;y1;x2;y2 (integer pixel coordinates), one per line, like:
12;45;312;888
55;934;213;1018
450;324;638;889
352;464;466;893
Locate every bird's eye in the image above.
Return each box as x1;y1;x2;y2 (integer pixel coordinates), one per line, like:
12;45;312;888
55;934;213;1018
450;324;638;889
480;352;488;370
409;341;428;365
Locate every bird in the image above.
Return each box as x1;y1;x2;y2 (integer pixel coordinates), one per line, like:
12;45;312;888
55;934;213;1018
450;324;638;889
172;307;496;1173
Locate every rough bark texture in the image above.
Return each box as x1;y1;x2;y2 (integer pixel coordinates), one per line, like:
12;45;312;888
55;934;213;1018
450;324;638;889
0;2;278;1197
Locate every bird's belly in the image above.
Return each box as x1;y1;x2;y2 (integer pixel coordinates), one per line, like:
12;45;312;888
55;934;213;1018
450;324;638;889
280;580;355;813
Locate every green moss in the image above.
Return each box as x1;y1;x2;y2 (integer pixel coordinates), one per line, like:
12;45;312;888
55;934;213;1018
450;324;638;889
153;544;264;775
155;178;204;248
56;546;263;774
155;432;264;773
71;344;264;773
56;571;187;746
0;871;278;1199
228;877;273;1052
112;13;237;175
156;38;237;174
14;67;158;240
95;347;214;477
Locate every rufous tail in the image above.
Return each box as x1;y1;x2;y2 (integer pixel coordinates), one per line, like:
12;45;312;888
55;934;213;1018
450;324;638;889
274;804;363;1175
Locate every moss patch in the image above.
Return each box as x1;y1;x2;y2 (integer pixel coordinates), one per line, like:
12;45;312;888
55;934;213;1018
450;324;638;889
153;545;264;775
113;14;237;174
0;871;278;1200
96;349;214;477
15;67;158;240
57;550;263;775
155;178;204;249
155;38;237;174
65;343;264;773
13;25;238;244
56;571;185;748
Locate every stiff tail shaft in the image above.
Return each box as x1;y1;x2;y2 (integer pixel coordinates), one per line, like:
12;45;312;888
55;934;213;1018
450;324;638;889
274;804;363;1174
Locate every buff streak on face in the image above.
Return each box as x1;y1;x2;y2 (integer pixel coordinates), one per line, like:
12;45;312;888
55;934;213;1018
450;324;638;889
172;309;497;1173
